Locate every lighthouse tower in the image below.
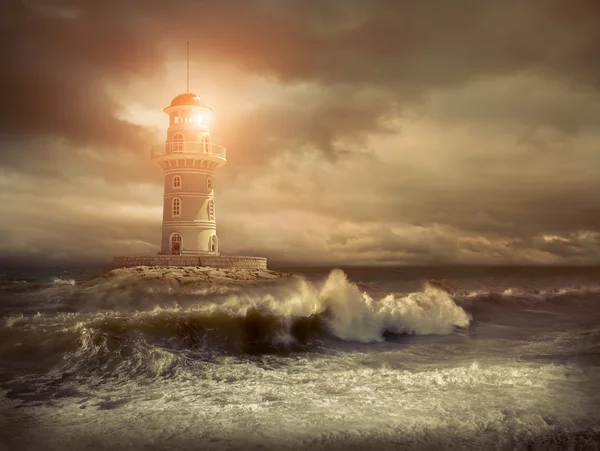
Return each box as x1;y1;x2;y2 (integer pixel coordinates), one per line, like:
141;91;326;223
111;47;267;270
150;92;226;255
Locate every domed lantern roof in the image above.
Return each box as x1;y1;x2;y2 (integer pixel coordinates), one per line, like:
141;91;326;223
164;92;212;114
169;92;208;107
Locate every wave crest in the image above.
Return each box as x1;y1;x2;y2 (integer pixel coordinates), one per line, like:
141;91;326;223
320;269;470;341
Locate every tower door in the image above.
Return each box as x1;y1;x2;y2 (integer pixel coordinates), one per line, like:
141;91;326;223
171;233;182;255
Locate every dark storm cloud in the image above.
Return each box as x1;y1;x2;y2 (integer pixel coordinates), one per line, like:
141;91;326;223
0;0;167;184
149;0;600;93
3;0;600;154
153;0;600;161
219;86;397;168
0;0;160;146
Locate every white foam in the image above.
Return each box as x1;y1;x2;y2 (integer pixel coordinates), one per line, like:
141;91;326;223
321;270;471;341
52;278;76;286
4;357;592;451
2;313;24;328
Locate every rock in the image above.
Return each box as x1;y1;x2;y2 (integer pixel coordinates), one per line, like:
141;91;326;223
85;266;292;289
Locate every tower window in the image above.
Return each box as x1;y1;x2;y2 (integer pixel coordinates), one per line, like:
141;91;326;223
172;133;184;152
172;197;181;217
203;135;211;153
173;175;181;189
207;177;212;191
208;200;214;220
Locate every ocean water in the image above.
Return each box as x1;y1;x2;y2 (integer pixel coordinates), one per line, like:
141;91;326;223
1;265;600;450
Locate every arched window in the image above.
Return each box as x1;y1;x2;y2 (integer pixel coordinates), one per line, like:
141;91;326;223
172;197;181;217
173;175;181;189
170;233;182;255
208;200;214;220
172;133;184;153
210;235;218;253
203;135;211;153
207;177;212;191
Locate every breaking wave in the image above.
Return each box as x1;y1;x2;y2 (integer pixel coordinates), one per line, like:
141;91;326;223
3;267;600;384
0;270;470;380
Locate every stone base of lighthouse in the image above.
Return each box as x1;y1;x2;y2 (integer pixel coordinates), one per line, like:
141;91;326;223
156;250;220;256
112;255;267;269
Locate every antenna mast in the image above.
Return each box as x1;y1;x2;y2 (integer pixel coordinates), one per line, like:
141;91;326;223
186;41;190;93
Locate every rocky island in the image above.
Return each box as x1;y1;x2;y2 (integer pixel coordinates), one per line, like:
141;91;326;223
88;265;292;290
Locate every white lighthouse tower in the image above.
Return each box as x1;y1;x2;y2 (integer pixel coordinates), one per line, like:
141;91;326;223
112;47;267;270
150;91;226;256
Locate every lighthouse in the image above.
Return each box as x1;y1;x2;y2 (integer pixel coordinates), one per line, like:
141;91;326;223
150;92;225;255
112;47;267;270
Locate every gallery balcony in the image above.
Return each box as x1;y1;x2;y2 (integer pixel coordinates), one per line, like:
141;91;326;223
150;141;227;163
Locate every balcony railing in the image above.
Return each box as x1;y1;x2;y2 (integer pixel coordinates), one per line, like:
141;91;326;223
150;142;227;160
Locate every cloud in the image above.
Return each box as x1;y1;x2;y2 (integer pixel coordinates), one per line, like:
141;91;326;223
4;0;600;148
0;1;161;146
1;0;600;265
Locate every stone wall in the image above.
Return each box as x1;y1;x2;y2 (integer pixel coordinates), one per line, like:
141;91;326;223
112;255;267;269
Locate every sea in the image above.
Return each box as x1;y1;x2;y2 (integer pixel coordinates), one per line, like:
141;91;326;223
1;265;599;451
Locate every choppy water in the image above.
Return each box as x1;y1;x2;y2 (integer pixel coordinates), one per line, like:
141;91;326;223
1;265;600;450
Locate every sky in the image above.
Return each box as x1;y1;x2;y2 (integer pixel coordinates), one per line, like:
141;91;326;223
1;0;600;266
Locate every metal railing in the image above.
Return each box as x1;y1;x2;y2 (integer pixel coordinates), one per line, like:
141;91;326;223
150;142;227;159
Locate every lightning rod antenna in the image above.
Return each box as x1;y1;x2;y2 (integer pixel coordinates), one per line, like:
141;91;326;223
186;41;190;93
